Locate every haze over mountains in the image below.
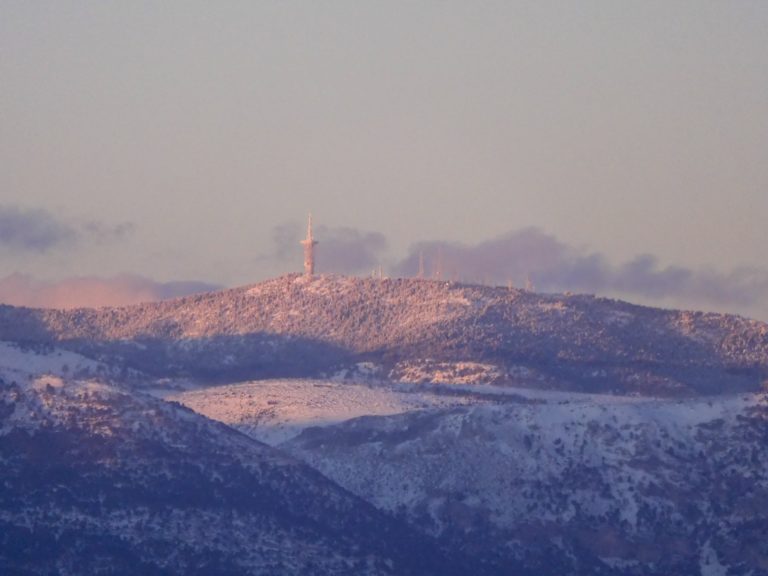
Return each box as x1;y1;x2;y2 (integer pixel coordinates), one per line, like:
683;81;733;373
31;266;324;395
2;274;768;575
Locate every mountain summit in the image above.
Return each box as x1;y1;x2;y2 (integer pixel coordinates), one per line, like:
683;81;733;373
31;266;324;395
2;274;767;395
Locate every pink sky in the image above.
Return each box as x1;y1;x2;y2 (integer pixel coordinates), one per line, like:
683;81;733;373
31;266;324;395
1;2;767;317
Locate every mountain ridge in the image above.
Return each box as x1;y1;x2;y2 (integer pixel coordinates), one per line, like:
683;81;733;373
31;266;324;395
1;274;767;395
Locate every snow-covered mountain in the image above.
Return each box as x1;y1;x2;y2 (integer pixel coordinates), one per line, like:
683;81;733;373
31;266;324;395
281;389;768;576
0;346;470;576
2;274;768;396
4;273;768;575
167;376;768;575
0;341;104;383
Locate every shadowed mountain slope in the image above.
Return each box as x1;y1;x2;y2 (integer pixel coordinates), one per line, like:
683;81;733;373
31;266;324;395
0;373;472;576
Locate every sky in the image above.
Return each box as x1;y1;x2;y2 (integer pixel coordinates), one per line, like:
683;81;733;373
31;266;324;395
1;1;768;317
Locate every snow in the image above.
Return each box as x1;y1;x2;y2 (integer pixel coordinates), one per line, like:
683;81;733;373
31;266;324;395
166;379;487;445
266;378;768;563
390;360;504;386
3;327;766;574
165;374;766;458
31;375;65;391
0;341;103;383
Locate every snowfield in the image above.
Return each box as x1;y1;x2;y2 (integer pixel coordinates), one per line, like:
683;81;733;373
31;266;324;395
168;375;768;576
0;341;103;383
280;387;768;575
166;379;487;444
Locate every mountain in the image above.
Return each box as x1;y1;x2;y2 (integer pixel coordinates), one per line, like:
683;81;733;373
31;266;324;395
165;377;768;575
0;348;470;576
280;389;768;576
2;274;767;395
4;272;768;575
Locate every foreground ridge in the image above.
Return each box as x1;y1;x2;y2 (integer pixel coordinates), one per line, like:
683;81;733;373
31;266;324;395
0;370;472;576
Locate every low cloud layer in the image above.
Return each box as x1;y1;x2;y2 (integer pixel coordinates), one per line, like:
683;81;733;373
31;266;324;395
269;221;387;275
394;228;768;314
261;221;768;319
0;274;221;309
0;205;133;253
2;225;765;317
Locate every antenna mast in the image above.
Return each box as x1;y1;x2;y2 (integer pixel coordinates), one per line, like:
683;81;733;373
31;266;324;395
300;213;318;276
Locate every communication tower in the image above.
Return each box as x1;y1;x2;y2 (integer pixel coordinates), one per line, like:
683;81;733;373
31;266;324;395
300;213;318;276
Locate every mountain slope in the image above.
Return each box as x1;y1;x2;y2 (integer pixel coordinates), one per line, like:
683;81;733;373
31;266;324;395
283;391;768;576
2;274;768;394
0;368;470;575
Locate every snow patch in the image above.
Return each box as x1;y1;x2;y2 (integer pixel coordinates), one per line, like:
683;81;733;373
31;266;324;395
167;379;485;445
0;341;103;383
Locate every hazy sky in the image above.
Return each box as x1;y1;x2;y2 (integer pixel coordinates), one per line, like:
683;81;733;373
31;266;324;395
1;1;768;316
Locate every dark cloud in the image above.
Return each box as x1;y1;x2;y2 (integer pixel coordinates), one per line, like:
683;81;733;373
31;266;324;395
394;228;594;285
0;274;221;309
0;205;135;253
315;226;387;274
0;205;78;252
394;227;768;314
267;221;388;274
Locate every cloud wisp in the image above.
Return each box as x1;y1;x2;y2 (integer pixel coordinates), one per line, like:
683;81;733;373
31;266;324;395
0;274;221;309
0;204;134;253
